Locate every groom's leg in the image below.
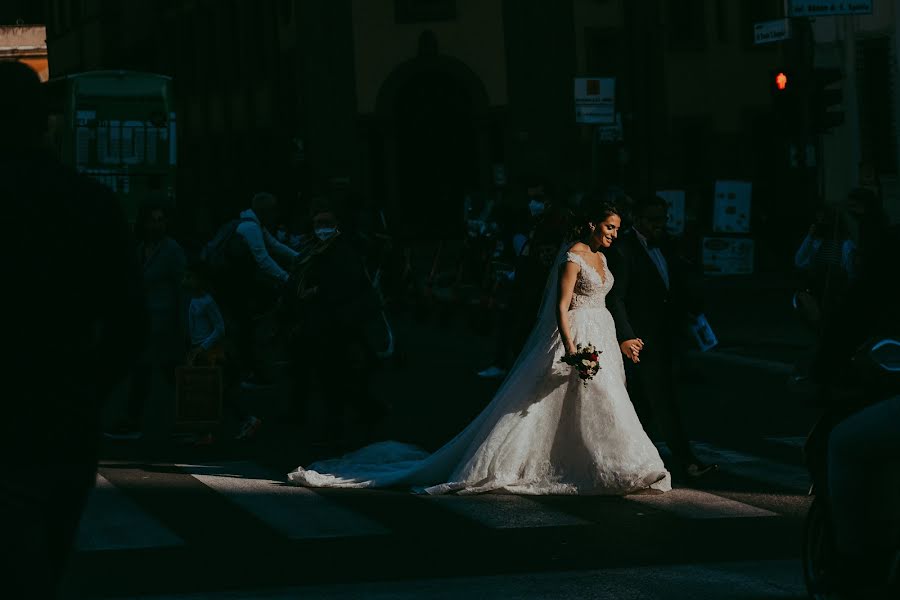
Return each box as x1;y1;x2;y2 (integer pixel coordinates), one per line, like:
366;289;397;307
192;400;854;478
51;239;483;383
625;362;656;434
636;347;695;466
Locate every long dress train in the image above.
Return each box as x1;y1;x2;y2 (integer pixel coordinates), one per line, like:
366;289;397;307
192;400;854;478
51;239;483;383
287;250;671;495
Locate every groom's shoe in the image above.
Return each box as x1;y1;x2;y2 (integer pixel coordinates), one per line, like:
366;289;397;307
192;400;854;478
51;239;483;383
685;462;718;479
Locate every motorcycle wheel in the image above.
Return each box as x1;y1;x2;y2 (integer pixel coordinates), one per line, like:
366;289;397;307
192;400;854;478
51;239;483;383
803;496;835;599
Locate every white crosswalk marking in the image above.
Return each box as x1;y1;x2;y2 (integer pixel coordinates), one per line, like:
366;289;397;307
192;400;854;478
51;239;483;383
691;442;809;492
76;474;184;551
180;462;391;539
76;444;802;553
655;441;809;492
764;436;806;449
627;488;777;519
424;494;592;528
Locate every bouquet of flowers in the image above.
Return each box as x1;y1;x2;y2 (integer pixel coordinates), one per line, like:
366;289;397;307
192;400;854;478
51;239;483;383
560;343;601;385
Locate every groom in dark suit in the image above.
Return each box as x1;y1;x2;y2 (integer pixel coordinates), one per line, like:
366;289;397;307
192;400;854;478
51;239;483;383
605;194;716;479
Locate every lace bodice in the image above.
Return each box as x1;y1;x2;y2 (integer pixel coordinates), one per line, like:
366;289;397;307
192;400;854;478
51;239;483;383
565;251;613;309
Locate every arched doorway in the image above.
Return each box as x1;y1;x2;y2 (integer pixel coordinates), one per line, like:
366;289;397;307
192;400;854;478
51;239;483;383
374;51;491;240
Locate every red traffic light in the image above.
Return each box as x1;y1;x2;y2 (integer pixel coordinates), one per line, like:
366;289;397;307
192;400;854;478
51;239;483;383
775;72;788;90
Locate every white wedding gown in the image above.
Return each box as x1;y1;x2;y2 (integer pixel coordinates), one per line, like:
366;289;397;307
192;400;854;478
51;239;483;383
287;250;671;495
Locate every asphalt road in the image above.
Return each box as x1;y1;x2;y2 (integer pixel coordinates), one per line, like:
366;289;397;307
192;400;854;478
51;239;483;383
69;276;819;599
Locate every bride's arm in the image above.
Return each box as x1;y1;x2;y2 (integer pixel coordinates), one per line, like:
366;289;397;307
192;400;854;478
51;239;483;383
556;261;580;355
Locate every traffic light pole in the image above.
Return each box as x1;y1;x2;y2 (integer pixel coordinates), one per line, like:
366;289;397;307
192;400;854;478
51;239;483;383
782;16;820;225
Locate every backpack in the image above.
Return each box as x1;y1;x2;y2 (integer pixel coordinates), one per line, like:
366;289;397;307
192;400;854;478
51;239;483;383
200;216;254;277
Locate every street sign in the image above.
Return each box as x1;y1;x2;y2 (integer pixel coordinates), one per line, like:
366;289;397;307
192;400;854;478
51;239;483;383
574;77;615;124
702;237;755;275
805;143;816;167
492;163;506;186
595;112;623;143
788;0;872;17
754;19;791;45
712;180;752;234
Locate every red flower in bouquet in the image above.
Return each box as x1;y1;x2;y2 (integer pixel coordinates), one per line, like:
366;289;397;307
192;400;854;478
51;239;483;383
560;343;602;385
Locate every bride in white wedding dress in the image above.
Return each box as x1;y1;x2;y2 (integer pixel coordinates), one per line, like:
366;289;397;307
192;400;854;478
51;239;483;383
288;201;671;495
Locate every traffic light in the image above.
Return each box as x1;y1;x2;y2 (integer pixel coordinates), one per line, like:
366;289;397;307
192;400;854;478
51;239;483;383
774;71;789;91
810;67;844;132
771;69;803;134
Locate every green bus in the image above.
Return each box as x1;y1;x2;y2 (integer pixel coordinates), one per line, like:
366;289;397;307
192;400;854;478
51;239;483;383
44;70;176;224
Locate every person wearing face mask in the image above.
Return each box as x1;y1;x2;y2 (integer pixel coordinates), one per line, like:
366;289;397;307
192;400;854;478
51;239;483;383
285;198;387;447
479;183;571;379
313;224;338;242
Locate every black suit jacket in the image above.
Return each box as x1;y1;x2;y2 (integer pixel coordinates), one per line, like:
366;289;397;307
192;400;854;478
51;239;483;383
605;229;690;346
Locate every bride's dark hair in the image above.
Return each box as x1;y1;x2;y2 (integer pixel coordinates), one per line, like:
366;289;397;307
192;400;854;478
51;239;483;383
572;191;621;240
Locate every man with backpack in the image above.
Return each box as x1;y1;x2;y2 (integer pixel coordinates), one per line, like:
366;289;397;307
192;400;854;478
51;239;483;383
205;192;298;398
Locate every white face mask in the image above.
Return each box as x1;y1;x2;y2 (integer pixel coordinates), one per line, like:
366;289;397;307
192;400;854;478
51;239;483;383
528;200;545;216
314;227;338;241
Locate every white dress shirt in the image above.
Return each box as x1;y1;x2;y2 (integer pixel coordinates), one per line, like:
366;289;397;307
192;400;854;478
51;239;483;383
634;228;669;290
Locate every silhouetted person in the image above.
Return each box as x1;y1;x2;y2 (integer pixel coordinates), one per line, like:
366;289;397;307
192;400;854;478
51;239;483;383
287;198;386;447
107;201;185;439
810;224;900;593
793;205;854;326
232;192;298;386
845;186;887;279
0;62;145;598
479;186;573;378
605;194;715;480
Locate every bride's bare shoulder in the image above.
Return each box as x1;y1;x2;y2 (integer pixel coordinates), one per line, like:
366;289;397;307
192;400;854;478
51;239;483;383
566;242;590;255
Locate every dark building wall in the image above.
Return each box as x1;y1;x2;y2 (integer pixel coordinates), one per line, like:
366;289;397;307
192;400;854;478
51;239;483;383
42;0;796;250
1;0;45;24
296;0;358;195
623;0;667;200
501;0;577;194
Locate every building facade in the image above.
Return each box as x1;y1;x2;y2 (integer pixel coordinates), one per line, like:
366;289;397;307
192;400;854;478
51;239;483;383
43;0;808;252
0;25;49;80
811;0;899;221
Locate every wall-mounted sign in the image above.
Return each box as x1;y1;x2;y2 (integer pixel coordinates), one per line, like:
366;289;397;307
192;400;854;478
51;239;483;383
574;77;615;124
754;19;791;44
595;112;623;143
492;164;506;186
702;237;755;275
712;180;752;234
788;0;872;17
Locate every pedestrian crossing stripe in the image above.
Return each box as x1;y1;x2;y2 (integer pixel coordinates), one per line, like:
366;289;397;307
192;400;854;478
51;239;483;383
764;436;806;449
180;462;391;540
425;494;593;528
77;440;805;553
76;474;184;551
653;440;809;493
626;488;776;519
691;442;809;492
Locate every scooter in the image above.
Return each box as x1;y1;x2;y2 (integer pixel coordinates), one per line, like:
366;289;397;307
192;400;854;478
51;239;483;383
802;338;900;599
